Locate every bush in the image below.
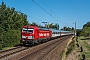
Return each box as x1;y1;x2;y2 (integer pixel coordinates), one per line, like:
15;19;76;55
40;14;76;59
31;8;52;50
2;30;20;48
0;44;2;50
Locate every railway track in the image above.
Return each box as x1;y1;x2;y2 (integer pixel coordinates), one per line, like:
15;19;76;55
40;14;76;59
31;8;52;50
20;35;72;60
0;35;72;60
0;46;28;60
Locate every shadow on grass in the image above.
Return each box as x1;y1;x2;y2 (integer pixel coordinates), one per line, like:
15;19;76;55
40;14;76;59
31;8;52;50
81;37;90;40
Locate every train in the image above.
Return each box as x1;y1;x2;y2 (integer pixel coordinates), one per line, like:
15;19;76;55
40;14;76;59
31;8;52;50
20;25;74;45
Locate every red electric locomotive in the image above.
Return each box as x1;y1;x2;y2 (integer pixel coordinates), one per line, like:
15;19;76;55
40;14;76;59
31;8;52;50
21;25;52;45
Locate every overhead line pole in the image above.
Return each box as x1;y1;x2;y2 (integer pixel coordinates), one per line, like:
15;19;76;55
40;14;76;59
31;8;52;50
75;22;76;37
73;22;76;37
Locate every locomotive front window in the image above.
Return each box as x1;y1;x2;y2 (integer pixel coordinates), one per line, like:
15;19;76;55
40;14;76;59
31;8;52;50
22;28;34;33
28;29;33;33
22;28;27;32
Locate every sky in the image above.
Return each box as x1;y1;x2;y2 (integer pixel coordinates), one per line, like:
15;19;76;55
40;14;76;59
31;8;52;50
0;0;90;29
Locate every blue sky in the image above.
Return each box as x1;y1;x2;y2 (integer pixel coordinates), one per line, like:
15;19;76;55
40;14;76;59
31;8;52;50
0;0;90;29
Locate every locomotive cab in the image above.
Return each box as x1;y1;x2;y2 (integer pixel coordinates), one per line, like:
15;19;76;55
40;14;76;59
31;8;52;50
21;26;35;45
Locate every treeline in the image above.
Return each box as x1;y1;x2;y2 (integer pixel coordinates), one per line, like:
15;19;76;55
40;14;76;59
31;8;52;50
0;2;29;49
80;22;90;36
61;26;74;31
76;22;90;36
61;22;90;36
30;22;59;30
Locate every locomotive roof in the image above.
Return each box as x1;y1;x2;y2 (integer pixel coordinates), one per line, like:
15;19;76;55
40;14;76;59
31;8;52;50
40;28;50;30
23;26;39;29
60;30;72;32
39;28;72;33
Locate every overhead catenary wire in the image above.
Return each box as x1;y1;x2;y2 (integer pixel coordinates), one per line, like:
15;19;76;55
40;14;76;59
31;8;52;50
41;0;66;29
9;0;62;26
32;0;60;23
42;0;58;18
32;0;51;16
42;0;52;15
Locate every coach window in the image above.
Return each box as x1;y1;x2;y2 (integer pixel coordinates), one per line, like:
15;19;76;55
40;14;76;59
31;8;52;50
58;32;59;34
53;32;55;34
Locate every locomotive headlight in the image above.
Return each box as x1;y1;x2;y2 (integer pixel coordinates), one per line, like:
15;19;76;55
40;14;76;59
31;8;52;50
28;36;34;39
22;35;26;38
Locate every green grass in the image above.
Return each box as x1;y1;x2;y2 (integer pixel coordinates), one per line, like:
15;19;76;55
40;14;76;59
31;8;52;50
83;52;90;58
66;38;75;56
78;36;90;59
83;41;90;51
1;47;14;50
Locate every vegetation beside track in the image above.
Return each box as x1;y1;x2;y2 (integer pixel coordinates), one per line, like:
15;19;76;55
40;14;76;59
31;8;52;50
62;36;90;60
61;36;75;60
0;2;29;50
78;36;90;60
61;21;90;60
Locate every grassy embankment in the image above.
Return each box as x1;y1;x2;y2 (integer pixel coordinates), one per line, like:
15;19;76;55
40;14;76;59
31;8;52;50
61;36;75;60
78;36;90;60
62;36;90;60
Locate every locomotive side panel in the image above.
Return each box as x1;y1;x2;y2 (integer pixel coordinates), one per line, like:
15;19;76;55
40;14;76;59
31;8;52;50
38;30;51;39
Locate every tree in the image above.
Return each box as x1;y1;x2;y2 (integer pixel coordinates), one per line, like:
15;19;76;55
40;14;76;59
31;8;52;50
81;27;90;36
31;22;38;26
54;23;59;30
0;2;29;49
83;22;90;28
48;23;53;28
76;29;82;36
81;22;90;36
